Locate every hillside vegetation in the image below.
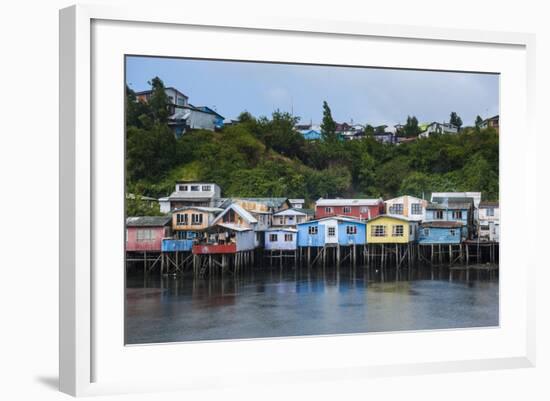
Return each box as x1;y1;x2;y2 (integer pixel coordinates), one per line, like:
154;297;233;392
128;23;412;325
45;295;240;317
126;78;499;215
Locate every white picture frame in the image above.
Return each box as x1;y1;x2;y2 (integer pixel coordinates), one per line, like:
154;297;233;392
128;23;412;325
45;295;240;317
59;4;536;397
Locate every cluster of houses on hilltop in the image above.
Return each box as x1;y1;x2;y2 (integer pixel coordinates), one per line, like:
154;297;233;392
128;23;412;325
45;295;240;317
135;87;225;138
294;115;499;145
126;182;500;264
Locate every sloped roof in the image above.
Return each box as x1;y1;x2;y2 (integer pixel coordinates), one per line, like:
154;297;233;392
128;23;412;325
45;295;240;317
273;207;313;216
171;206;224;214
213;223;252;232
266;227;298;233
297;215;366;226
421;221;464;228
126;216;171;227
316;198;382;206
168;191;218;200
211;203;258;225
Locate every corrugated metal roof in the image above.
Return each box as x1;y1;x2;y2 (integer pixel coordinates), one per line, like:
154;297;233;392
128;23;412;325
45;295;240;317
211;203;258;225
168;191;217;200
316;198;382;206
233;197;290;208
273;207;313;216
367;214;417;223
126;216;171;227
214;223;252;232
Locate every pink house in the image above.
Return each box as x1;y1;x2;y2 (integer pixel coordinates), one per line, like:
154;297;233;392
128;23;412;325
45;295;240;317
126;216;172;252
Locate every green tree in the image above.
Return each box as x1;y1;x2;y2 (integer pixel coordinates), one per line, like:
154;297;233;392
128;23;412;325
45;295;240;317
147;77;170;124
475;115;483;128
320;101;337;142
450;111;463;131
403;115;420;137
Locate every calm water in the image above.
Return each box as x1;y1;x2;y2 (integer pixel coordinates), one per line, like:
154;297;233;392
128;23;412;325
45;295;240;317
125;265;499;344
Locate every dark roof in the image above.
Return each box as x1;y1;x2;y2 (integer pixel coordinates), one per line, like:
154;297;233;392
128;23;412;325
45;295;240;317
429;197;474;210
479;201;499;208
421;221;464;228
293;208;314;215
126;216;171;227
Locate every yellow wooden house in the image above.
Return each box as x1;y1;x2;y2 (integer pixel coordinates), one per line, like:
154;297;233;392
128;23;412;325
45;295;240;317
366;215;418;244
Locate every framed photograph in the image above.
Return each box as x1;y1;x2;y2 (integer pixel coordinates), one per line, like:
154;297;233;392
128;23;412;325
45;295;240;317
60;4;536;396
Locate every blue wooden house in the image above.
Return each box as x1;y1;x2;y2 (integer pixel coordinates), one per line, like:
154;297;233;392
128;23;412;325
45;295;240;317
425;197;474;238
297;217;366;248
418;221;466;244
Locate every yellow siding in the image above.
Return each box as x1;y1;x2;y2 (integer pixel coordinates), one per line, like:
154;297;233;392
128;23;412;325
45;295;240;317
172;210;210;231
366;216;411;244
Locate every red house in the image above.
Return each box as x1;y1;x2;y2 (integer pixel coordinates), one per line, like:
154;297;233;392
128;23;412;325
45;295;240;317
126;216;172;252
315;198;384;220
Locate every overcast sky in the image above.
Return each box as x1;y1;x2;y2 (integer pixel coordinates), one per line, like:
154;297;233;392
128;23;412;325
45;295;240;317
126;56;499;126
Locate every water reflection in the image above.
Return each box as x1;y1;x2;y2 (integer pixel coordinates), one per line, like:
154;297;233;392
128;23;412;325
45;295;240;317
126;265;498;344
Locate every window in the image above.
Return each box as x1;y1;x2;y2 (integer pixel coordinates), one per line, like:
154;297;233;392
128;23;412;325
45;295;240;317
452;211;463;219
324;207;333;213
392;225;404;237
202;185;211;191
176;214;188;226
435;210;444;219
450;229;457;236
191;213;203;225
486;208;495;216
423;228;430;236
178;185;188;191
389;204;404;215
343;206;352;214
346;225;357;235
328;227;336;236
190;185;200;191
269;234;278;242
177;231;187;240
360;207;369;213
308;226;318;235
136;229;155;241
284;233;293;242
409;225;413;235
372;225;386;237
411;203;422;215
288;216;294;222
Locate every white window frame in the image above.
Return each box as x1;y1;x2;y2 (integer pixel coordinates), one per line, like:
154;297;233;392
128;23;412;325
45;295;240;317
328;227;336;237
372;225;386;237
392;224;404;237
346;225;357;235
308;226;318;235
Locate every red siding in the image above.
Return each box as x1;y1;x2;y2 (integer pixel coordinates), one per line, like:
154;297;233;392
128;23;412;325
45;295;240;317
126;226;167;252
192;243;237;255
315;203;383;220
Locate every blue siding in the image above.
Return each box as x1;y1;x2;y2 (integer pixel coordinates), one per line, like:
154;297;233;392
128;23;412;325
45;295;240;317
425;209;468;224
418;226;465;245
337;221;367;246
297;221;326;247
162;239;193;252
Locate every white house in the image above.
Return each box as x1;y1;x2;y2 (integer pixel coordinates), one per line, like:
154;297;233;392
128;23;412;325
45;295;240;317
160;182;222;212
272;208;312;227
288;199;305;209
478;201;500;242
264;228;298;251
418;122;459;138
384;195;428;221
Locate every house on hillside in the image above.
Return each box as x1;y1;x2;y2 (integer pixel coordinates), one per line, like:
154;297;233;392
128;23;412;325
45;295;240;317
366;215;419;244
159;182;222;212
479;115;499;131
134;86;224;137
384;195;428;221
315;198;384;220
418;122;459;138
297;217;367;248
373;131;397;144
126;216;172;252
431;192;482;226
478;201;500;242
